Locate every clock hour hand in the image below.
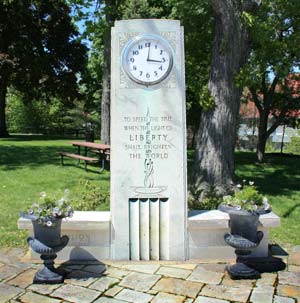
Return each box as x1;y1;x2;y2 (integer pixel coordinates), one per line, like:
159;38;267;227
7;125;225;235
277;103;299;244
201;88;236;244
147;58;163;63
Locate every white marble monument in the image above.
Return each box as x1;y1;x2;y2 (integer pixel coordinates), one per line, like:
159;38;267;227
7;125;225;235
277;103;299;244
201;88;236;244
110;19;187;260
18;19;281;263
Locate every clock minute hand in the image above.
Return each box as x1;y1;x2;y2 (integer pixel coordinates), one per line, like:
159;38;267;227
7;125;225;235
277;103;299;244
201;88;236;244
147;42;151;61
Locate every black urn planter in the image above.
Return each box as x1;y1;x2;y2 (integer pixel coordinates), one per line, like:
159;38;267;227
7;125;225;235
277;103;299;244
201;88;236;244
218;205;270;279
28;219;69;284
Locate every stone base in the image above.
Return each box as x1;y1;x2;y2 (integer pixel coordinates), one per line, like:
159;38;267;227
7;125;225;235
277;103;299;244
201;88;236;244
226;262;261;280
18;210;280;261
34;266;66;284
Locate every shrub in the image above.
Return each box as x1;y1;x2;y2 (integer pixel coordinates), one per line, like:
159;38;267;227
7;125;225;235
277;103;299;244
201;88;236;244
72;180;110;211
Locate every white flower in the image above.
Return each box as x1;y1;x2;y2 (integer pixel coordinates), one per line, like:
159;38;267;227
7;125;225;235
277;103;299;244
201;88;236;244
38;208;43;213
46;221;52;227
58;198;64;206
236;184;242;189
28;209;34;215
64;189;70;199
40;192;46;198
249;181;255;186
236;205;242;210
263;197;270;210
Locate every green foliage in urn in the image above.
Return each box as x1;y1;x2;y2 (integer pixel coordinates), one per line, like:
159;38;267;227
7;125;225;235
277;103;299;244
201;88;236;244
222;181;271;213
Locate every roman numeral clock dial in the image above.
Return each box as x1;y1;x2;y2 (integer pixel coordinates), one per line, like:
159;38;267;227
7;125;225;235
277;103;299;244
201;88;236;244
122;34;174;86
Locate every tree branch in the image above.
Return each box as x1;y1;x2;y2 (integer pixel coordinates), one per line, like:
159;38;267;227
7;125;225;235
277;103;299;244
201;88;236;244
249;86;263;112
265;76;279;110
266;109;287;138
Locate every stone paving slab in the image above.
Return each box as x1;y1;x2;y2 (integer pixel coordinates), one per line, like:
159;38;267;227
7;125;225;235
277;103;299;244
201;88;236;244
200;284;252;303
188;265;224;285
64;269;100;287
167;263;198;270
0;265;22;280
156;266;192;279
115;288;153;303
89;276;119;292
249;285;274;303
153;277;203;298
105;267;130;279
288;265;300;272
152;292;185;303
50;284;101;303
119;264;160;274
255;272;277;286
94;298;125;303
119;272;161;292
104;285;123;297
6;268;36;288
279;271;300;286
1;247;300;303
221;273;255;288
273;295;296;303
195;296;230;303
19;291;62;303
27;283;61;295
289;246;300;266
277;284;300;300
0;283;24;303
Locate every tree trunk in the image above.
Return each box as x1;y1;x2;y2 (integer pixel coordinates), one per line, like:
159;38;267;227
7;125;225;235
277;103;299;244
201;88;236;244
256;111;268;162
280;123;286;154
100;0;115;145
189;0;260;197
100;28;111;144
0;79;9;137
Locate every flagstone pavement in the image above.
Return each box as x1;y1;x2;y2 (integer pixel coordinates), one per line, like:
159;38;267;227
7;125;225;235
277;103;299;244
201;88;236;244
0;246;300;303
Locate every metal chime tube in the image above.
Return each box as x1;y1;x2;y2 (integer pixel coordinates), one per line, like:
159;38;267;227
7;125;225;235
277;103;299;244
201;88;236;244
149;198;160;260
139;198;150;260
159;198;169;260
129;198;140;260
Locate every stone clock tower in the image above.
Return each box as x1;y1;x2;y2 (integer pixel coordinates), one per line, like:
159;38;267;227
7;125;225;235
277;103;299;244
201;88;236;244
110;19;187;261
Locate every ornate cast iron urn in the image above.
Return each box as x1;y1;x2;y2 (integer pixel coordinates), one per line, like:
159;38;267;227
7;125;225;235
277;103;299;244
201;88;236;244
28;219;69;283
219;205;268;279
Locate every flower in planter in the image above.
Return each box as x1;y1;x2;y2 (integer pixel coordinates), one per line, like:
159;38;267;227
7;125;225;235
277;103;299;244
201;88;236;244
222;181;271;213
21;189;74;226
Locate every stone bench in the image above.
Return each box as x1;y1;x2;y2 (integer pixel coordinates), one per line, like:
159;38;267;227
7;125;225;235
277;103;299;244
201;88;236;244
18;211;111;261
188;210;280;260
18;210;280;261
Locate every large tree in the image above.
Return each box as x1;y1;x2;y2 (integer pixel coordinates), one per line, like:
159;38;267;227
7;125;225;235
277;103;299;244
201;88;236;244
239;0;300;162
0;0;87;137
189;0;261;198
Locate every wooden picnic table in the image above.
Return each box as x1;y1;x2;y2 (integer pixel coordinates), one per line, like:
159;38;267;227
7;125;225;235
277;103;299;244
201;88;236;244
60;141;110;172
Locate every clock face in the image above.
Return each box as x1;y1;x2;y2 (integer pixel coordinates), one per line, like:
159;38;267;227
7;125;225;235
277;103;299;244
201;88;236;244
122;34;173;86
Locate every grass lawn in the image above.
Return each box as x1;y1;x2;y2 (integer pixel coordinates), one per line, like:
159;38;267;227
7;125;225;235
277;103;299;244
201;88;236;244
235;152;300;246
0;135;299;248
0;134;110;248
